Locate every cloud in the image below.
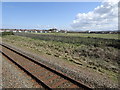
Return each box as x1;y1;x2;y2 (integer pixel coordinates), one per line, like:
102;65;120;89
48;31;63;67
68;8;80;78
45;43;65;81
71;0;119;31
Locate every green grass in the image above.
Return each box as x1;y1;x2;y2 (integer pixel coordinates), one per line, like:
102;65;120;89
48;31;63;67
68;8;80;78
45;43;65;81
14;32;120;49
30;32;119;40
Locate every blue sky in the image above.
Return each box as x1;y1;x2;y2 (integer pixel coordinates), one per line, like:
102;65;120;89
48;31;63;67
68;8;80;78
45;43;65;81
0;2;2;28
2;2;102;30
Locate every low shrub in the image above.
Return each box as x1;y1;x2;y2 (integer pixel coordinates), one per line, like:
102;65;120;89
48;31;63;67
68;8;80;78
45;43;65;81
2;32;14;36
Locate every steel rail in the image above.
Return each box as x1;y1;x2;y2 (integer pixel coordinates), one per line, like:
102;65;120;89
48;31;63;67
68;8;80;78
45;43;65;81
1;43;92;89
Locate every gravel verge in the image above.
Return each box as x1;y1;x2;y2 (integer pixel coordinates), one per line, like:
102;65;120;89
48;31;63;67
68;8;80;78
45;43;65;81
2;55;43;88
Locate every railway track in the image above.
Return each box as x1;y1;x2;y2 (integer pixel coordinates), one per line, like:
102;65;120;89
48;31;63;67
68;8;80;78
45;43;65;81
1;43;92;89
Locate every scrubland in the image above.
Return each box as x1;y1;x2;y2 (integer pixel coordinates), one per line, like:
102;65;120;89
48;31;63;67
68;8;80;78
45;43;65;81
2;32;119;84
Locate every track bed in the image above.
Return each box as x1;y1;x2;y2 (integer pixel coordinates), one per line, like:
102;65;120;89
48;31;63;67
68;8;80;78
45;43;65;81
1;44;92;89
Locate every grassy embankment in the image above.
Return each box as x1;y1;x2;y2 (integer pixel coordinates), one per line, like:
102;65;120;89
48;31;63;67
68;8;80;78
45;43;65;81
2;32;120;82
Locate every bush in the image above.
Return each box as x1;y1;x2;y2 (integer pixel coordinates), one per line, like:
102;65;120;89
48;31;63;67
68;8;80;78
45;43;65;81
2;32;14;36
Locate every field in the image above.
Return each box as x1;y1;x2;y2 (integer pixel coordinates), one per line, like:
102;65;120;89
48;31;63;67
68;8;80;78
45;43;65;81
32;33;119;40
2;32;119;85
14;32;120;49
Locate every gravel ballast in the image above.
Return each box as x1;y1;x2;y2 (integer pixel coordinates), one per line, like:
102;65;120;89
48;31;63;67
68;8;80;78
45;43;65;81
2;55;43;88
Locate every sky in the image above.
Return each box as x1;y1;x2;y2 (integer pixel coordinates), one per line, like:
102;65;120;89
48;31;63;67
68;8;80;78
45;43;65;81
2;0;119;31
0;2;2;28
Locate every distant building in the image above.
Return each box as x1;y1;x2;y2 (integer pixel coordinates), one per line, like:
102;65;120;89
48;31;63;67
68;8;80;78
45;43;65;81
59;30;67;33
1;29;119;34
48;28;58;33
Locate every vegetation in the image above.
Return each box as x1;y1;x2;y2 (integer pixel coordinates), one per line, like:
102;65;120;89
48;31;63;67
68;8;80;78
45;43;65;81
31;33;119;40
14;33;120;49
1;32;14;36
2;34;119;82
